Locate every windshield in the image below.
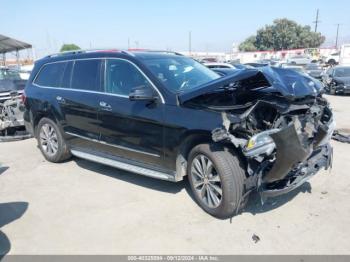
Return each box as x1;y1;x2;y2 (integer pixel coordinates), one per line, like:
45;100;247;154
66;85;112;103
142;56;220;93
334;67;350;77
0;69;21;80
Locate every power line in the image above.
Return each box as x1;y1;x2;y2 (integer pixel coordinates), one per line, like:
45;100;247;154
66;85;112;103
313;9;321;32
335;24;342;48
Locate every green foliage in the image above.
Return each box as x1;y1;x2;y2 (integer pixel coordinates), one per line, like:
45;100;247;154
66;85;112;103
60;44;81;52
239;18;325;51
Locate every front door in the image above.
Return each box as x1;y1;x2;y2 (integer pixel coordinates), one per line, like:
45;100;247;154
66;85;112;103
97;59;164;167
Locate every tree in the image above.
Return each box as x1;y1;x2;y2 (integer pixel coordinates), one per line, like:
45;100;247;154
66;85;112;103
238;36;257;52
60;44;81;52
239;18;325;51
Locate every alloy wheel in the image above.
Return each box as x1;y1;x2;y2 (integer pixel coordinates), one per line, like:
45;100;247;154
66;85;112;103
40;123;58;156
190;154;223;208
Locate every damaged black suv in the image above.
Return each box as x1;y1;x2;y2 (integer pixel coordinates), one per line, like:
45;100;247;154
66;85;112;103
24;50;334;218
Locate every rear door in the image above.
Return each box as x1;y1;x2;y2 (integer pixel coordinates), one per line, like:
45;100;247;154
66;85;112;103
97;58;164;167
57;59;103;147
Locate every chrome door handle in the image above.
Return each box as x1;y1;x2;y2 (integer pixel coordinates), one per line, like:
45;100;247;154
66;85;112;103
56;96;66;104
99;101;112;111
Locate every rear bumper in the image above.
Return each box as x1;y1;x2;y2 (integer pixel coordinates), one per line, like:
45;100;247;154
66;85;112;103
23;110;35;136
261;143;333;198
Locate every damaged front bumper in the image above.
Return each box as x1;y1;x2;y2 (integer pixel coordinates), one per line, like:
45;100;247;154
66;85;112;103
260;142;333;198
248;118;334;198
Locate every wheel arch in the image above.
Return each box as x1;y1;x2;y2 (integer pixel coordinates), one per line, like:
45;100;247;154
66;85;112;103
174;131;242;180
32;106;62;138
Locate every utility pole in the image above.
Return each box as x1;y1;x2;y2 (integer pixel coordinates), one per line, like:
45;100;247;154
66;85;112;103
335;24;341;48
189;31;192;56
313;9;320;32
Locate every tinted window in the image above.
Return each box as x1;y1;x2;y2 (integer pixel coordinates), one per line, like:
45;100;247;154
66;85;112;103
34;62;67;87
106;59;152;96
71;59;102;91
61;61;73;88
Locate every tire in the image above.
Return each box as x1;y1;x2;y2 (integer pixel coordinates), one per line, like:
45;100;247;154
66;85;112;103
36;117;71;163
187;143;247;218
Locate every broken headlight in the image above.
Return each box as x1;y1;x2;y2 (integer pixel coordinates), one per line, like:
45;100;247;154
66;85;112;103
243;129;280;157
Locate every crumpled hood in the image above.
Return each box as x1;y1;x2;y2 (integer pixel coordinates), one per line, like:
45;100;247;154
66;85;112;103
178;67;320;104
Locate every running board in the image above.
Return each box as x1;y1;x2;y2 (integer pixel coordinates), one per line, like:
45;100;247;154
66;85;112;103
71;149;177;182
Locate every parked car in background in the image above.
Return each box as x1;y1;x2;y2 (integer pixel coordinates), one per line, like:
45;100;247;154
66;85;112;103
200;57;218;63
280;64;306;74
0;68;27;136
305;63;324;79
324;52;340;66
231;63;254;70
204;62;236;69
211;68;237;76
339;44;350;66
24;50;333;218
322;66;350;95
287;55;312;65
19;64;34;80
0;68;26;102
244;62;269;68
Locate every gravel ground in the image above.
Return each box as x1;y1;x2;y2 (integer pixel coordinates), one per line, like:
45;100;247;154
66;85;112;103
0;94;349;255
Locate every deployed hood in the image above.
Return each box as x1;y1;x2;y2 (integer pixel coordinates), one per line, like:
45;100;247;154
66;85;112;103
178;67;320;104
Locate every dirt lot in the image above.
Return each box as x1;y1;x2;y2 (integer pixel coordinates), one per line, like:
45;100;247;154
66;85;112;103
0;94;349;255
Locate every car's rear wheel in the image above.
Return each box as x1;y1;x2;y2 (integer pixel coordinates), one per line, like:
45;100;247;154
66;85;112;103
187;144;247;218
36;118;71;163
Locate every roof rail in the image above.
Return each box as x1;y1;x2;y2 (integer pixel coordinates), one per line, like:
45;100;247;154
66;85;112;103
44;48;121;58
44;49;86;58
44;49;183;59
141;50;183;56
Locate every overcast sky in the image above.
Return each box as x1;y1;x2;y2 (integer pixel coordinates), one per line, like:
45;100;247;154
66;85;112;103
2;0;350;58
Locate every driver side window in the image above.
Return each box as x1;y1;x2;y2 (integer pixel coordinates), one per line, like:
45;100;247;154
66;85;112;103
105;59;153;96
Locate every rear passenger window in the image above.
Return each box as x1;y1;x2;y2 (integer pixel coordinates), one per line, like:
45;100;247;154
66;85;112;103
34;62;67;87
71;59;102;91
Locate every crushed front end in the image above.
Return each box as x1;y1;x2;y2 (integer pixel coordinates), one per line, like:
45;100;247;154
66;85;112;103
212;95;334;199
181;67;335;200
240;96;333;197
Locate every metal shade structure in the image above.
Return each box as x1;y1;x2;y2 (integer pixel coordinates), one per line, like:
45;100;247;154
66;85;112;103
0;34;32;54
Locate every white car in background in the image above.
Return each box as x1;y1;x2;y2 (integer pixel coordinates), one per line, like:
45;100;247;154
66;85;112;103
19;64;34;80
325;52;340;66
287;55;312;65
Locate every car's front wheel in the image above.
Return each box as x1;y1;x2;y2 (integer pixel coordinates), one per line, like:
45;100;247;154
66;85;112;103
187;144;247;218
36;118;71;163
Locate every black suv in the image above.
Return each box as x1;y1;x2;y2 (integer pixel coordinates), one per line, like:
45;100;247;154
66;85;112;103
24;50;334;218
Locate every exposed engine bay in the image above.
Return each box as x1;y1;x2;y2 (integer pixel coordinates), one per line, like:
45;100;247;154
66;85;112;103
180;67;334;198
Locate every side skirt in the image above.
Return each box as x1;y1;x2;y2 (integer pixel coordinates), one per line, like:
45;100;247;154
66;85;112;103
70;147;180;182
